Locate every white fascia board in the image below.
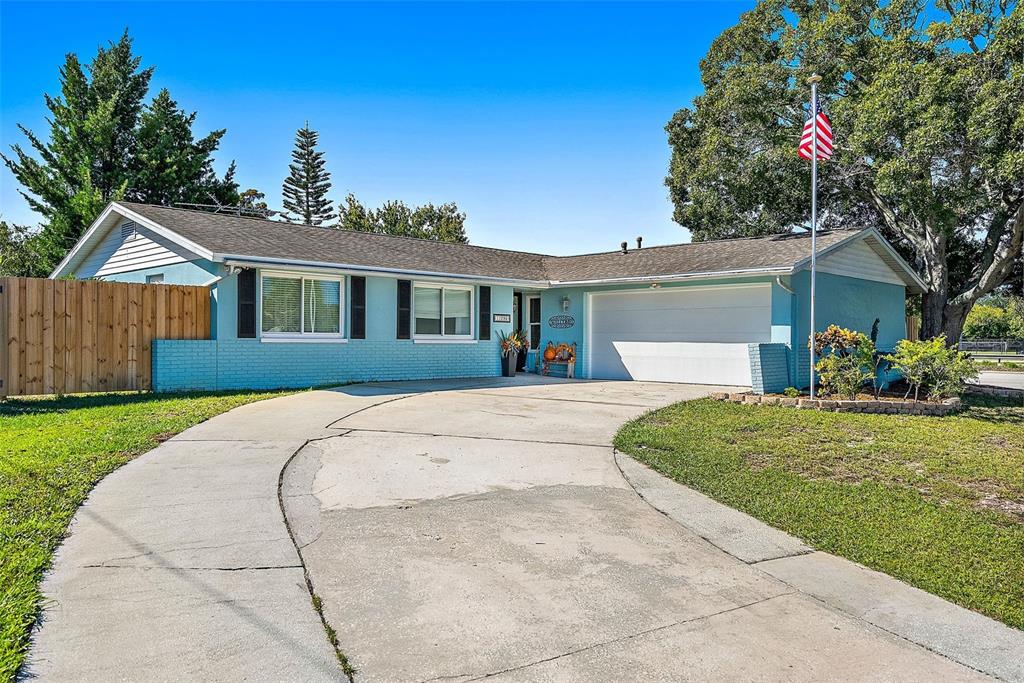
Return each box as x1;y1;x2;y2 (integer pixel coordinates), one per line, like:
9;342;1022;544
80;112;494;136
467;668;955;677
113;203;215;260
50;203;119;278
220;256;550;288
50;202;214;278
549;267;791;288
790;227;926;293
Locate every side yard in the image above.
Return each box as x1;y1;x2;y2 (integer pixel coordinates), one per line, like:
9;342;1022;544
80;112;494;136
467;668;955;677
0;390;290;680
614;395;1024;631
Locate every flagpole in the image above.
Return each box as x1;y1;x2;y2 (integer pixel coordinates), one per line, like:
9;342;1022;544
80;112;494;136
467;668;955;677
808;73;821;399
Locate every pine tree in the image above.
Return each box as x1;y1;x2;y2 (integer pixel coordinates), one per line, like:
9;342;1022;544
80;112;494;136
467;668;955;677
130;89;238;207
282;123;336;226
1;30;152;266
2;31;240;273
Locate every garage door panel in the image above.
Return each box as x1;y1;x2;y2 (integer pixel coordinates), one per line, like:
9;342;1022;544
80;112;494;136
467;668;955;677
589;285;769;385
592;342;753;385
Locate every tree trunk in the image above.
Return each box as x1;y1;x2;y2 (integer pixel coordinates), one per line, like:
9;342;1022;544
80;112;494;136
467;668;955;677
921;289;947;339
941;303;969;346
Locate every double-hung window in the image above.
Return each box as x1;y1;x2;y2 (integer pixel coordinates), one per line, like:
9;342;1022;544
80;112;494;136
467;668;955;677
261;272;343;339
413;283;473;340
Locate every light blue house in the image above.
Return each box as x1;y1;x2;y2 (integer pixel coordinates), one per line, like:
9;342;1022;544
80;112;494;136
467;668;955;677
52;202;925;393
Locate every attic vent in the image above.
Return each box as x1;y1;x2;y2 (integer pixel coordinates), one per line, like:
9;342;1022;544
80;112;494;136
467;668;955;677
120;220;138;240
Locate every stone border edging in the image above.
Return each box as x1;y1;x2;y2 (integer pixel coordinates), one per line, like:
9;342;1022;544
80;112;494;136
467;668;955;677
711;391;963;416
966;383;1024;400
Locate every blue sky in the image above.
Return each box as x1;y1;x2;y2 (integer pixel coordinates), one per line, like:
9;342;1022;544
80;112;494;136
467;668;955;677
1;1;754;254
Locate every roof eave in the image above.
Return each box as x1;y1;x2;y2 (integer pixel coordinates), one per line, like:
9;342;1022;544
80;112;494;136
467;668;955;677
789;227;926;294
548;267;793;287
50;201;216;278
220;255;550;288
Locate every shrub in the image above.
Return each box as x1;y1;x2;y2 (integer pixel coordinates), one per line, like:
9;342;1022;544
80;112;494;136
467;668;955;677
783;387;801;398
887;336;978;401
814;325;877;400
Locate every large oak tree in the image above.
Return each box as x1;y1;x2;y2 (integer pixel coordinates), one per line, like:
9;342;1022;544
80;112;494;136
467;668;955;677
666;0;1023;341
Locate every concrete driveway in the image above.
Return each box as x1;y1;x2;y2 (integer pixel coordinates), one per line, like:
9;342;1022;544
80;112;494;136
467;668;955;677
27;376;1020;681
282;377;1004;682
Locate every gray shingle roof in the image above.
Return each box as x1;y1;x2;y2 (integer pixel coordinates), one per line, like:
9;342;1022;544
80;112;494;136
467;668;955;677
542;230;855;282
117;202;862;284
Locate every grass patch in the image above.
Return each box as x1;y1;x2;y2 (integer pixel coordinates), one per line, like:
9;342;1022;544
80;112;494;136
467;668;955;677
0;389;291;679
976;360;1024;372
614;395;1024;630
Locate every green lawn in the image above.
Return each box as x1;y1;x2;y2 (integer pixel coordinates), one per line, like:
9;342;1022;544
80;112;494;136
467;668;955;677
614;395;1024;630
0;390;290;680
977;360;1024;372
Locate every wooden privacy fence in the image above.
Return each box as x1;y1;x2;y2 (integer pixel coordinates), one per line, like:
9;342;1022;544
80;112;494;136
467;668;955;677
1;277;210;397
906;315;921;342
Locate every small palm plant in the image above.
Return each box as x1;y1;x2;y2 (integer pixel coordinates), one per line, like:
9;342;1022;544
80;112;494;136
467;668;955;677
496;329;526;357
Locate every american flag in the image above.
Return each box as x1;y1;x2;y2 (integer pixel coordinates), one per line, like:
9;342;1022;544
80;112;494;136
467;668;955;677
799;101;833;161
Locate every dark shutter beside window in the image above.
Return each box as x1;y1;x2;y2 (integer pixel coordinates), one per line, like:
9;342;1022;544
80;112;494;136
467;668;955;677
397;279;411;339
237;268;256;338
478;286;491;341
351;276;366;339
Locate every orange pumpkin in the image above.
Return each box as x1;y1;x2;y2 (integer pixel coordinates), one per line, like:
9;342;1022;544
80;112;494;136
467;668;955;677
543;343;557;361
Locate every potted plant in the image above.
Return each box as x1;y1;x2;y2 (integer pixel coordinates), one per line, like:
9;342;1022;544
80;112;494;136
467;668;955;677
497;329;525;377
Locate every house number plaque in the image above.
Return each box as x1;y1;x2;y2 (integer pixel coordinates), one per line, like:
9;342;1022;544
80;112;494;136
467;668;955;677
548;315;575;329
492;313;512;323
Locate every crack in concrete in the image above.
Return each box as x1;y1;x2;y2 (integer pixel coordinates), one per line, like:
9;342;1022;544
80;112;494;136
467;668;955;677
81;564;303;572
420;592;797;683
92;539;292;565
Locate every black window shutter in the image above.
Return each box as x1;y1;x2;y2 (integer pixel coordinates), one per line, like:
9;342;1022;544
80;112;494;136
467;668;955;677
396;279;411;339
237;268;257;338
350;276;366;339
478;286;491;341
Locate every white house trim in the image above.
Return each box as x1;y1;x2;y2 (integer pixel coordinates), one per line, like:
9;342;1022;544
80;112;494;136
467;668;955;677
51;202;214;278
791;228;925;293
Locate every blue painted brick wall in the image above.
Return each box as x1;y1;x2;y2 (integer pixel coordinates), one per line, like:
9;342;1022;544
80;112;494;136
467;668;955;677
152;339;504;392
748;343;791;394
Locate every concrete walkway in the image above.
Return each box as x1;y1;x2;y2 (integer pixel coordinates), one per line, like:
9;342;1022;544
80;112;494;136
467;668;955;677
26;376;1023;681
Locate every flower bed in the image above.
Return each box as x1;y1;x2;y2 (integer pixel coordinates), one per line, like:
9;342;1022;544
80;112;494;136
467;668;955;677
710;391;963;416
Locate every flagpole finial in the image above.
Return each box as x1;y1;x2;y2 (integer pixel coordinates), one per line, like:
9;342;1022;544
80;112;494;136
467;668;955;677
807;73;822;84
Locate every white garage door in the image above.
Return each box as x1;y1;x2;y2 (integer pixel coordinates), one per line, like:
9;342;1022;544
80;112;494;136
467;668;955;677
588;284;771;385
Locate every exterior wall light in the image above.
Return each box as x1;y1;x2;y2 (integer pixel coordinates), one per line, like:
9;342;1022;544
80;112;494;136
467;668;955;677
561;296;571;312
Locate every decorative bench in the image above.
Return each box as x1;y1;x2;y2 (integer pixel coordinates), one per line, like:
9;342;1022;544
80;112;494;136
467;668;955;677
539;342;576;378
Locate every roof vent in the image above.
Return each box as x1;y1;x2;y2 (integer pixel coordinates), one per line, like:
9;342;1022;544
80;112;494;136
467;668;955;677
636;236;643;249
620;241;628;254
120;220;137;241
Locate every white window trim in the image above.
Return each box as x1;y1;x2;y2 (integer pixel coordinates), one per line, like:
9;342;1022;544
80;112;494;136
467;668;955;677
526;295;541;349
259;269;346;341
412;281;475;341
